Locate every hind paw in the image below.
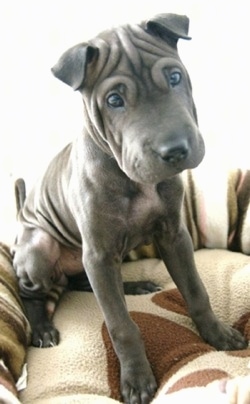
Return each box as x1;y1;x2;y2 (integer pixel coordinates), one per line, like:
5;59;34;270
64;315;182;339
123;281;161;295
32;322;59;348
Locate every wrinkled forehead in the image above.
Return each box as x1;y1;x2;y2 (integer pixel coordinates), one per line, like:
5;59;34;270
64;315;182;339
88;23;180;83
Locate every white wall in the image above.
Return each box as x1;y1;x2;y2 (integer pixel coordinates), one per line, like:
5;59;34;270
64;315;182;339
1;0;249;244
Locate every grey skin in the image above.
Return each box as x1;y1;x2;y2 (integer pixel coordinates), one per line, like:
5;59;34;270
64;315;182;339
12;14;247;404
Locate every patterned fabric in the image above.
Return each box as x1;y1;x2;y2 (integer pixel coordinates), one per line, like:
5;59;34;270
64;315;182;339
0;242;30;402
182;167;250;254
19;249;250;403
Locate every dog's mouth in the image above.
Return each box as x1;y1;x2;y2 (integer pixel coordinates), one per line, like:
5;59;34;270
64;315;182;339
130;160;187;183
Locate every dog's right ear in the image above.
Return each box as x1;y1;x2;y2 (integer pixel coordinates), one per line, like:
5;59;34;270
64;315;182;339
51;44;98;91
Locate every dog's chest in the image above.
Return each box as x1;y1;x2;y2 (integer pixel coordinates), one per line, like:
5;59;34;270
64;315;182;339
124;185;166;247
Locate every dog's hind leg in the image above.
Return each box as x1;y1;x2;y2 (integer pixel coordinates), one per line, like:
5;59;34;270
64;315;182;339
12;227;61;347
68;272;161;294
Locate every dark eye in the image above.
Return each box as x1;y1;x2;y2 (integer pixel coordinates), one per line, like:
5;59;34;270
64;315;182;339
169;71;182;87
107;93;124;108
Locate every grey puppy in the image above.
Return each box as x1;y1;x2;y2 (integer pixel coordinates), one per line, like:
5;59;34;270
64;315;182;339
12;13;247;404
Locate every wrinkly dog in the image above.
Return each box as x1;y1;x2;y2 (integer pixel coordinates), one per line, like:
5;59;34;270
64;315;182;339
12;14;247;404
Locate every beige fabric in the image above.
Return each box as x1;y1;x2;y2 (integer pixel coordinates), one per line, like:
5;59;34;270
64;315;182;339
19;249;250;403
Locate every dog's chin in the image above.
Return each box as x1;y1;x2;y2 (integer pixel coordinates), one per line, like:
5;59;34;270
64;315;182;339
123;155;205;184
124;165;185;184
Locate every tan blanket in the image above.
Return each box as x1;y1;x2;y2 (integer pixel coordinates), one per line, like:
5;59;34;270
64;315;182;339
19;249;250;403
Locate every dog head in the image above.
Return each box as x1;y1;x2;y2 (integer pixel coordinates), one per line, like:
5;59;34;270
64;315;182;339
52;14;205;183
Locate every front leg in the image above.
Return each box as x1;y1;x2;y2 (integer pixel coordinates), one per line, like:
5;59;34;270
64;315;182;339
155;222;247;350
82;249;157;404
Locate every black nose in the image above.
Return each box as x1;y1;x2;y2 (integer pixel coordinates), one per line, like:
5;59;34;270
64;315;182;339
157;141;189;164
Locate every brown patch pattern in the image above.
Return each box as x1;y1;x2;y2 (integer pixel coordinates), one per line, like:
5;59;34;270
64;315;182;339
102;310;212;401
102;286;250;401
167;369;229;393
151;289;188;316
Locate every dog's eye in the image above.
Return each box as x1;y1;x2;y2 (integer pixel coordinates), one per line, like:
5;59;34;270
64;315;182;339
169;71;182;87
107;93;124;108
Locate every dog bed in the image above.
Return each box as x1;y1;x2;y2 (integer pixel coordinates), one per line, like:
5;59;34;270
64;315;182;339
18;249;250;403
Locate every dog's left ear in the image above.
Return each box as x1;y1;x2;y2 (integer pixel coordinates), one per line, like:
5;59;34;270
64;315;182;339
146;13;191;47
51;44;98;91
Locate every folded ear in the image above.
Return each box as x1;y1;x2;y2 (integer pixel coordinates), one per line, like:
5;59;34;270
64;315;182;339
146;13;191;47
51;44;98;90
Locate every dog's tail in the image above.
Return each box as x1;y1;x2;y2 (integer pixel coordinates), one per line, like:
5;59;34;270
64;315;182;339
14;178;26;216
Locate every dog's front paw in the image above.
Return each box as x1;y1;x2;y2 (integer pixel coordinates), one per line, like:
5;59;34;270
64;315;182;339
32;321;59;348
120;365;157;404
200;321;247;351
